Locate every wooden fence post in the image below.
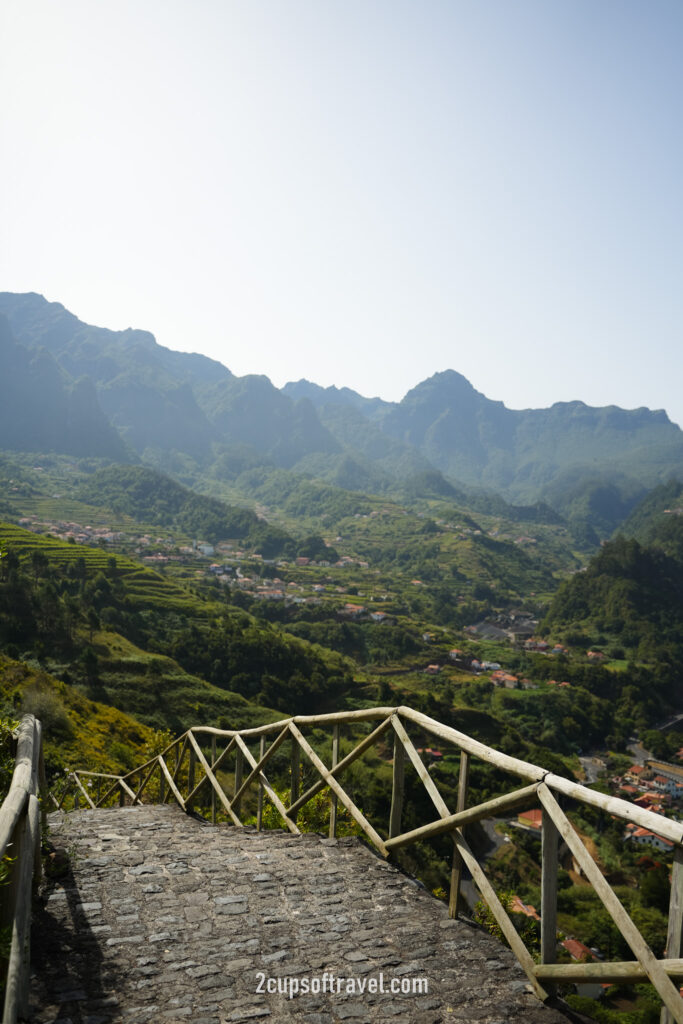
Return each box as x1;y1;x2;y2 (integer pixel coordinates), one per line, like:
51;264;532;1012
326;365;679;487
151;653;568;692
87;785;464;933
233;747;244;815
291;736;300;810
211;736;217;824
449;749;469;918
661;845;683;1024
329;723;339;839
389;726;405;839
257;736;265;831
187;744;196;810
541;806;559;983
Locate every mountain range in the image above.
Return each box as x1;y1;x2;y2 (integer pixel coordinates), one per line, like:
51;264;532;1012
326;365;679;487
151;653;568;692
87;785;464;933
1;291;682;536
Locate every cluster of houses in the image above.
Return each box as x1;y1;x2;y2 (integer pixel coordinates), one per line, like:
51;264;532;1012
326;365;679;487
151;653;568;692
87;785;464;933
524;638;568;654
616;760;683;852
339;603;394;623
524;638;609;662
18;515;126;547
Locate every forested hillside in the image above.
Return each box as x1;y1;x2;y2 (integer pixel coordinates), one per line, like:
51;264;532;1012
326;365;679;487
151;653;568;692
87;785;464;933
542;534;683;680
0;524;354;732
76;464;293;553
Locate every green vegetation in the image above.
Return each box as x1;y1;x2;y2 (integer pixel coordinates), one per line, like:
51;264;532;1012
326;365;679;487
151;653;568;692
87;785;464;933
1;292;683;1019
76;464;293;553
0;523;354;736
542;535;683;733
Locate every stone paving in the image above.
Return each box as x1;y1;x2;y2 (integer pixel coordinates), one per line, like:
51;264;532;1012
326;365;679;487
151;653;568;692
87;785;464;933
29;804;576;1024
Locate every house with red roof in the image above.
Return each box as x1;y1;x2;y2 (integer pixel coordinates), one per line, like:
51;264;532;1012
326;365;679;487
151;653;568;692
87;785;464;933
510;895;540;921
518;809;542;830
562;939;595;962
626;827;674;853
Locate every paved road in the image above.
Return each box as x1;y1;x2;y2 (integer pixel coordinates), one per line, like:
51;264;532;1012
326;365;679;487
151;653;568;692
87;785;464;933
578;757;605;785
627;740;653;766
29;804;573;1024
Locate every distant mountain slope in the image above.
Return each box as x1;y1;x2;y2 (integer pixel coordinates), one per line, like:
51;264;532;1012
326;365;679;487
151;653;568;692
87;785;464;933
288;370;683;519
77;464;293;553
283;378;390;419
377;370;683;503
0;293;341;468
2;294;682;531
0;313;128;460
617;479;683;561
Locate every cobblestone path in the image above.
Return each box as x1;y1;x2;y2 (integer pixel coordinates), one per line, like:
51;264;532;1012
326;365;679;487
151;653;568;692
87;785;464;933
29;804;573;1024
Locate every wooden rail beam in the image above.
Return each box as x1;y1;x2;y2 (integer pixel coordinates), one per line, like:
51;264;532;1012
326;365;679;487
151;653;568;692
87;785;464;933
186;731;242;827
541;806;559;978
211;736;216;825
388;727;405;840
257;736;265;831
291;736;300;809
538;783;683;1023
157;755;186;811
288;717;393;817
329;723;339;839
234;735;299;835
449;749;469;920
536;958;683;984
71;773;97;811
118;778;139;806
453;826;548;1002
2;793;40;1023
288;722;387;855
230;726;290;811
391;715;449;818
384;783;539;851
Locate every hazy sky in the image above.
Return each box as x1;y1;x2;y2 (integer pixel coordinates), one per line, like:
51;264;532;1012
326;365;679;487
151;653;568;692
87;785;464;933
2;1;683;424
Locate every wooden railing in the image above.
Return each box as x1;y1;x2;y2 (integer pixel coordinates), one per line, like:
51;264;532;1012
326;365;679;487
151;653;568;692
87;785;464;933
60;706;683;1023
0;715;47;1024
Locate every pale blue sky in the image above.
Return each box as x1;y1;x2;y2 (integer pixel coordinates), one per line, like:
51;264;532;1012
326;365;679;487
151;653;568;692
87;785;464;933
2;1;683;424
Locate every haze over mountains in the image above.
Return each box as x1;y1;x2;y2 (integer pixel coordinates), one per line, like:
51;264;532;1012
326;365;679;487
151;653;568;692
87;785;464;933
1;291;682;537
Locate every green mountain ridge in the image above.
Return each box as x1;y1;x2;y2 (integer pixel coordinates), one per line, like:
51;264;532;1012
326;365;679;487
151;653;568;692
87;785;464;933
2;292;682;539
0;314;129;461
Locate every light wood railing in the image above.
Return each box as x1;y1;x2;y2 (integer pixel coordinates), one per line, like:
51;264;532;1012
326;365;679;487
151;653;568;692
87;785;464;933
59;706;683;1023
0;715;47;1024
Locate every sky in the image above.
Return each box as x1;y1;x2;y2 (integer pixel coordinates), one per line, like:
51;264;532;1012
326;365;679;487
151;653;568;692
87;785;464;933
2;1;683;425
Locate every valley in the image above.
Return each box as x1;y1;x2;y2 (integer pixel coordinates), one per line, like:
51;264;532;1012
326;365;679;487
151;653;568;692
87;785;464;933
2;292;683;1021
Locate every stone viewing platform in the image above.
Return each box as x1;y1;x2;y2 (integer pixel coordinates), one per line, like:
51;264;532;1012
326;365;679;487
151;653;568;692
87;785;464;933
29;804;571;1024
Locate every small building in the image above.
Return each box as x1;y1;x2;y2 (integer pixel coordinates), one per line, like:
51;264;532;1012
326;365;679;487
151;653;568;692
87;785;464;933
510;895;540;921
562;939;595;962
518;809;542;830
645;760;683;786
340;603;366;619
626;827;674;853
491;670;518;688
